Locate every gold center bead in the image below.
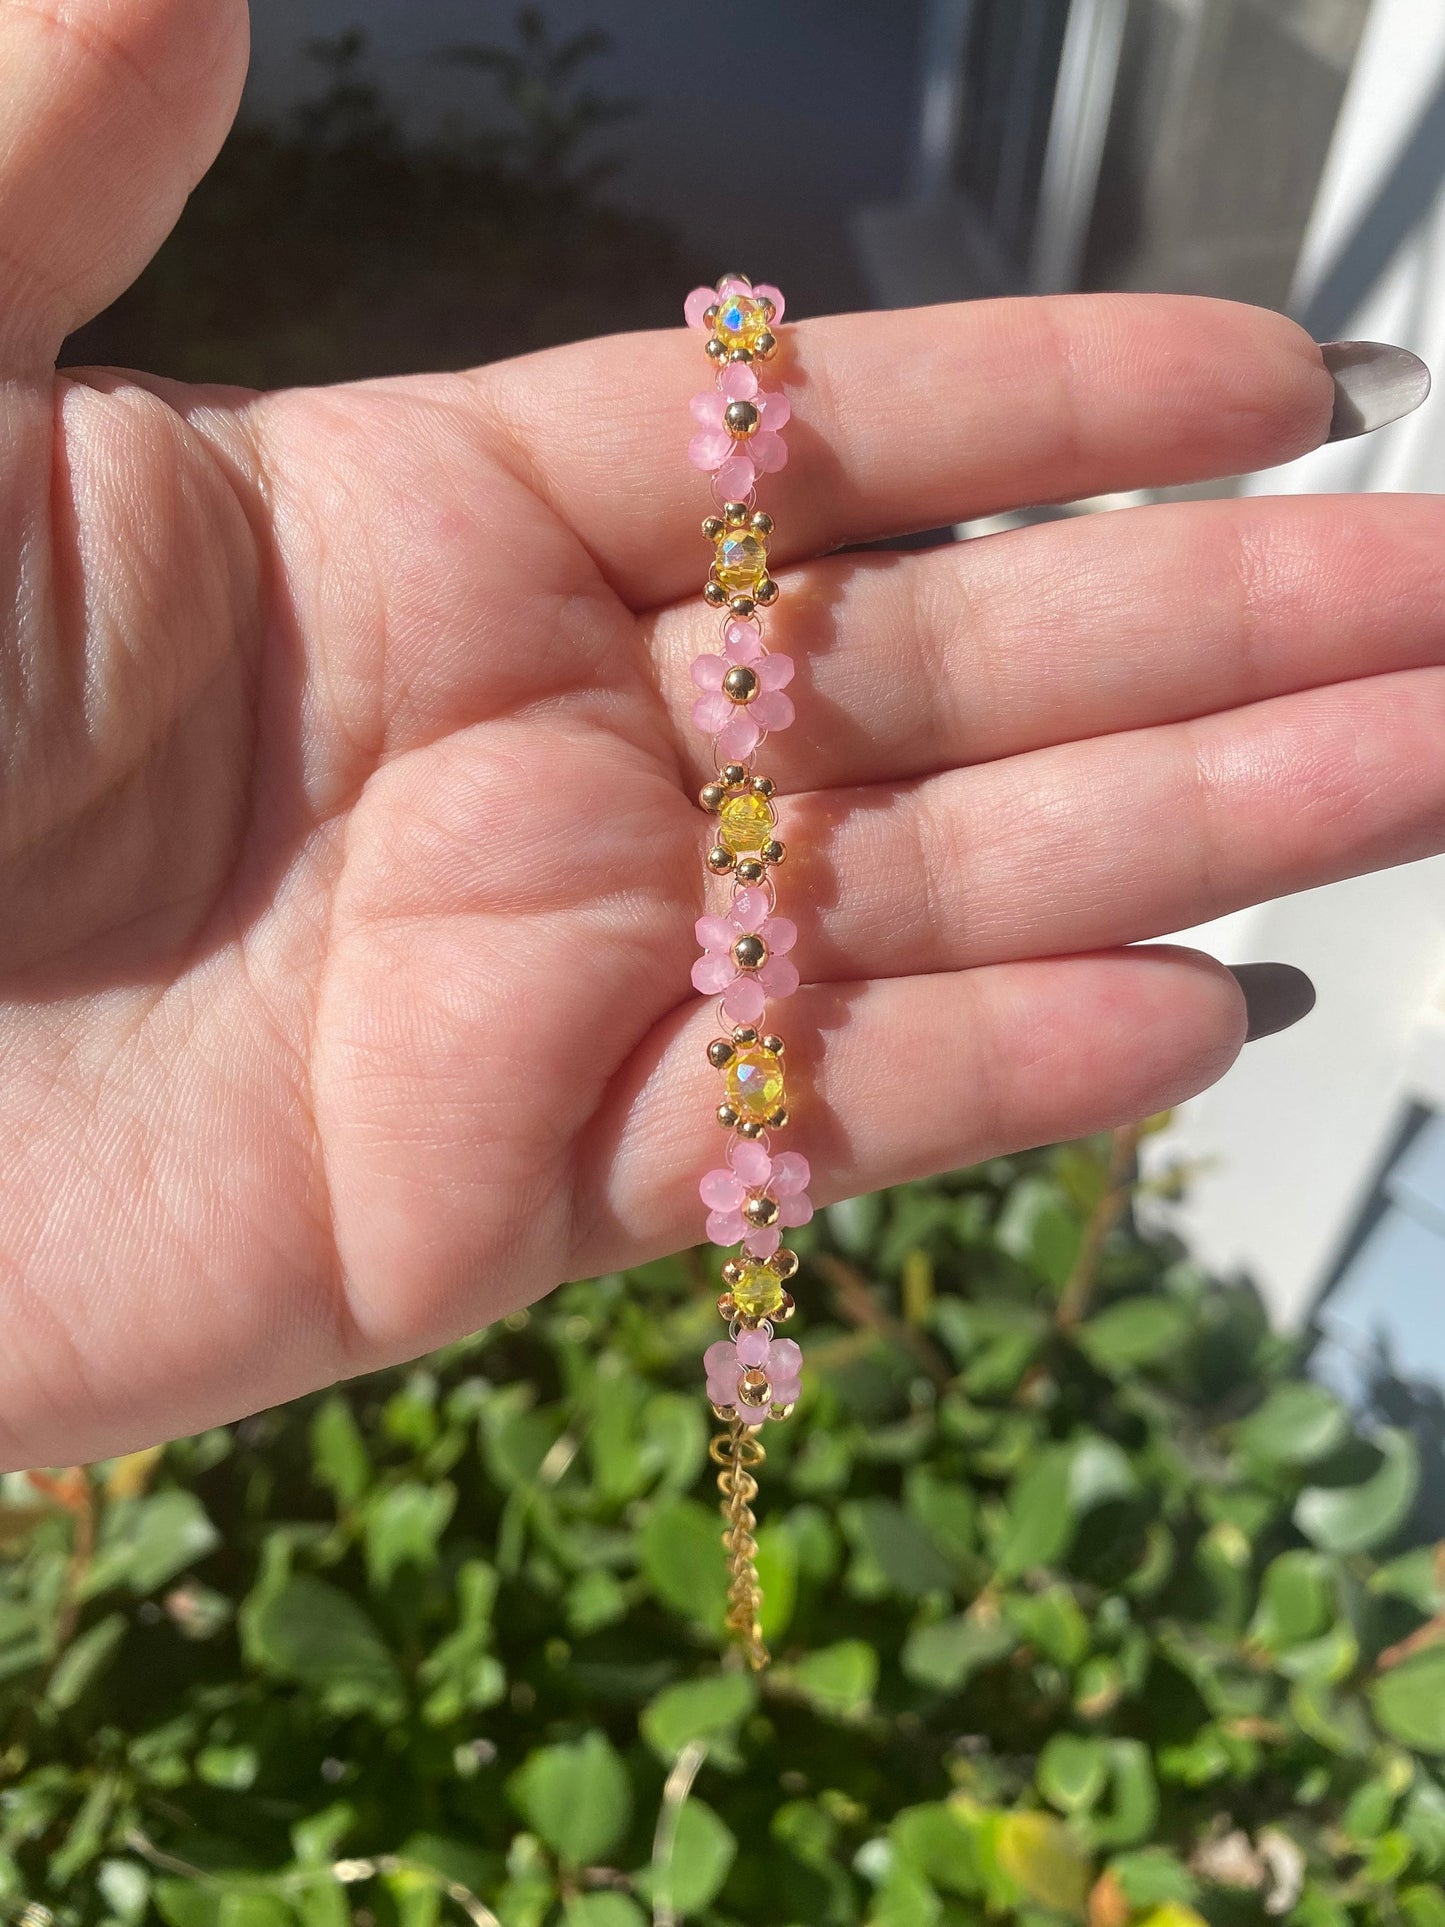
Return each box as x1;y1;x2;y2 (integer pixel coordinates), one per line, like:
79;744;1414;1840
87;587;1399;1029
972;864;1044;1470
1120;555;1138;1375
718;791;774;853
732;1262;785;1321
725;1045;785;1119
714;529;768;593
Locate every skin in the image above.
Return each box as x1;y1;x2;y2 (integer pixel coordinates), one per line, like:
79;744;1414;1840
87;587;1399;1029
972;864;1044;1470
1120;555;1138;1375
2;0;1443;1471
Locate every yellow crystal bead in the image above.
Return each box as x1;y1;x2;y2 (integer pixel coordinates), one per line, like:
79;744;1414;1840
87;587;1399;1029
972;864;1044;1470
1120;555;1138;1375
725;1045;785;1119
718;791;774;854
714;528;768;593
732;1262;785;1321
714;291;771;351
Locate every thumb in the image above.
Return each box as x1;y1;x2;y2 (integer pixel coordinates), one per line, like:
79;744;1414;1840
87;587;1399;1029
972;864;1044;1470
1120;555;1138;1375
0;0;249;370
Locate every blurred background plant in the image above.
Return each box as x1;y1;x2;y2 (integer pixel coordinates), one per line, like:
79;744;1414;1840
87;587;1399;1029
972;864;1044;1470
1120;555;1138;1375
66;16;696;388
3;1130;1444;1927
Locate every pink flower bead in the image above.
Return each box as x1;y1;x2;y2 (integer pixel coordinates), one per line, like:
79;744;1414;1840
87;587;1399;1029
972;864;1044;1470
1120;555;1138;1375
703;1330;803;1426
698;1147;813;1253
690;618;796;759
692;885;799;1024
688;363;790;477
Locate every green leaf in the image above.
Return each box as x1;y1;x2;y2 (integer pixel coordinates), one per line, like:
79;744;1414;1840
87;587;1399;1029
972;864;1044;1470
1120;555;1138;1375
794;1639;878;1720
1250;1550;1334;1652
842;1499;956;1599
1402;1884;1445;1927
890;1802;982;1897
508;1732;632;1867
1373;1648;1445;1755
240;1573;403;1716
46;1612;126;1710
1108;1848;1197;1908
1091;1739;1159;1848
363;1481;457;1588
639;1500;728;1627
1038;1734;1109;1813
993;1811;1091;1914
641;1799;736;1916
1008;1585;1091;1667
995;1447;1076;1577
1296;1427;1419;1553
1372;1547;1445;1615
996;1177;1082;1289
755;1518;798;1641
1078;1297;1191;1376
902;1612;1012;1691
1235;1382;1349;1467
640;1673;756;1762
196;1744;259;1791
84;1491;220;1598
310;1396;370;1507
562;1900;646;1927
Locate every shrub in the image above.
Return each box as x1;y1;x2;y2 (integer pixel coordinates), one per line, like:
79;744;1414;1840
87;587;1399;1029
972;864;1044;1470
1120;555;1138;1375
3;1131;1444;1926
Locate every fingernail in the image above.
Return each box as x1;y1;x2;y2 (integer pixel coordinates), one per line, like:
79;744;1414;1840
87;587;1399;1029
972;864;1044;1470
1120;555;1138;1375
1320;340;1431;441
1228;962;1316;1042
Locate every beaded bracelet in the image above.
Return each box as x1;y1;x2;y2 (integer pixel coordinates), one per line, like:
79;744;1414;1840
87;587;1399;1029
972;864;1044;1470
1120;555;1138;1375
683;274;811;1671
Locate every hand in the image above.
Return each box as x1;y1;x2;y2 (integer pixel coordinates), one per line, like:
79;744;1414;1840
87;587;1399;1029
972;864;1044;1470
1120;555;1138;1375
1;0;1439;1469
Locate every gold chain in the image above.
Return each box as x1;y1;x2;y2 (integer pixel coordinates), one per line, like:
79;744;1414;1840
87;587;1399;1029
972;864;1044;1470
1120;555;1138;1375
709;1419;769;1670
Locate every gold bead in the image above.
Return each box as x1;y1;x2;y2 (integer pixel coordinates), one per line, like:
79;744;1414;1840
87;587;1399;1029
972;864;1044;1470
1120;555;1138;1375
761;839;784;864
717;1292;738;1321
776;1290;797;1320
758;297;776;321
710;1400;736;1421
736;857;765;884
716;273;742;292
717;1103;739;1129
720;1260;743;1288
704;303;720;326
704;579;727;606
723;500;751;526
750;774;775;797
738;1118;765;1139
756;330;778;359
723;664;759;704
707;845;735;874
699;782;725;812
731;1025;759;1045
707;1038;736;1069
728;347;754;364
724;399;760;437
744;1194;779;1227
729;595;756;618
721;763;748;786
769;1401;794;1421
701;514;725;540
770;1248;799;1280
761;1034;785;1055
750;511;774;536
732;933;767;970
705;337;727;362
756;577;780;605
768;1106;789;1129
738;1367;771;1407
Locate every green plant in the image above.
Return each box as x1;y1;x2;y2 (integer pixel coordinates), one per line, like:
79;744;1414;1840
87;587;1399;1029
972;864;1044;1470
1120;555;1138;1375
2;1131;1443;1927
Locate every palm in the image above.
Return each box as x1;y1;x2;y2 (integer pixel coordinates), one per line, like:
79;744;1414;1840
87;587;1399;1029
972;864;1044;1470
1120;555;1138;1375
4;0;1444;1468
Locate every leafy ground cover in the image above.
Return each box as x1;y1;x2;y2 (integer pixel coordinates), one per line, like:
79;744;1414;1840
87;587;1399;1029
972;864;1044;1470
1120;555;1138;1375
3;1130;1444;1927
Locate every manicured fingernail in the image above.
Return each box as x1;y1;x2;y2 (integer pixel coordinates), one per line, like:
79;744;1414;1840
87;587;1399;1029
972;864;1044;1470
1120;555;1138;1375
1228;962;1316;1042
1320;340;1431;441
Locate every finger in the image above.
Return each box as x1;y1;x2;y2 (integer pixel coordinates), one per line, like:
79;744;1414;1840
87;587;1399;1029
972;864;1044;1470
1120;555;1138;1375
789;667;1445;982
650;491;1445;791
573;946;1246;1273
478;293;1335;609
0;0;248;367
